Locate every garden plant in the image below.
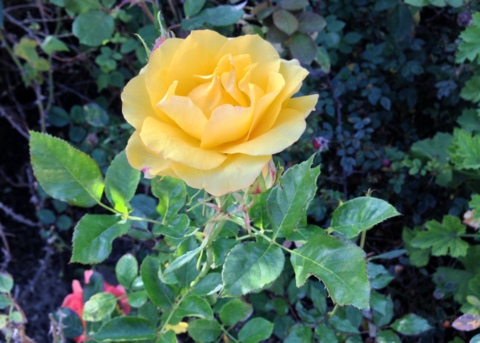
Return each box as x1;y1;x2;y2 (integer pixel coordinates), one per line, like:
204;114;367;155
1;0;480;342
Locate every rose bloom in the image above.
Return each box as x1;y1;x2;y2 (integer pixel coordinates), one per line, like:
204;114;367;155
62;270;130;342
122;30;318;196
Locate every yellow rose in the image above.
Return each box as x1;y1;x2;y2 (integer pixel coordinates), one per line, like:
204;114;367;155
122;30;318;196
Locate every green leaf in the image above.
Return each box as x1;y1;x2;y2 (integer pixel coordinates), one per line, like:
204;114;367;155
287;32;317;65
115;254;138;290
371;291;394;327
151;176;187;219
315;323;338;342
315;46;331;73
83;292;117;322
184;0;206;17
404;0;429;6
52;308;83;338
72;10;114;46
0;273;13;293
48;106;70;127
331;197;400;238
402;227;430;267
278;0;309;10
222;242;285;297
457;13;480;63
83;102;109;127
40;35;69;55
192;273;222;297
183;5;244;29
267;156;319;238
164;239;207;275
157;330;177;343
449;129;480;169
140;256;174;309
29;131;104;207
64;0;101;13
285;324;312;343
13;37;50;71
388;4;413;41
238;317;274;343
391;313;432;335
290;232;370;309
410;215;468;257
410;132;452;163
297;12;326;33
374;0;399;11
188;319;222;343
368;262;394;289
219;299;253;327
170;295;213;323
105;150;140;213
152;214;191;238
461;76;480;103
273;9;299;35
94;317;155;341
71;214;129;264
376;330;401;343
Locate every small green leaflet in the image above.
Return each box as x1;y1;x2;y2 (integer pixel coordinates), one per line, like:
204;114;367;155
456;13;480;63
105;150;140;213
94;317;156;341
391;313;432;335
71;214;129;264
410;215;468;257
290;232;370;309
222;242;285;297
331;197;400;238
267;155;320;238
29;131;104;207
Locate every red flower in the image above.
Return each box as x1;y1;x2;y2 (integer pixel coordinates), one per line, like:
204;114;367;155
62;270;130;342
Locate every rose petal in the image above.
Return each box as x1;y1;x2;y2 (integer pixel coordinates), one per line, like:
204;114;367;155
122;72;166;130
172;154;271;196
247;72;285;139
251;61;309;137
220;108;306;155
189;76;232;118
157;95;207;140
140;117;227;170
125;131;175;177
286;94;319;117
167;30;228;95
217;34;281;90
201;104;252;148
145;38;183;105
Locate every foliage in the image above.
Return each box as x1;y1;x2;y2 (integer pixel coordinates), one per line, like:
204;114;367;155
1;0;480;342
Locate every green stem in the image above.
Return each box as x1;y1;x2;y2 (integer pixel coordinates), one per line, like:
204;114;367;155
219;325;240;343
127;215;164;226
159;245;214;335
328;304;340;318
461;234;480;238
359;230;367;250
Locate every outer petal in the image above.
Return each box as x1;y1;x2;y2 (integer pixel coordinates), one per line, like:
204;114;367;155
125;131;174;177
220;108;307;155
121;73;159;130
145;38;183;105
140;117;227;170
172;154;271;196
286;94;319;117
200;104;252;148
251;60;309;137
157;95;207;140
166;30;228;95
